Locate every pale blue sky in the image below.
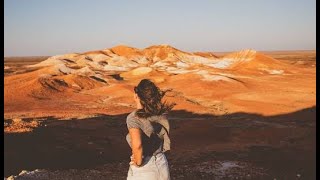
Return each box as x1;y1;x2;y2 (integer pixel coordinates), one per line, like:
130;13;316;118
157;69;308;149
4;0;316;56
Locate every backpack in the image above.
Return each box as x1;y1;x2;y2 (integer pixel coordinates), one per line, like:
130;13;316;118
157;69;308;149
141;122;164;156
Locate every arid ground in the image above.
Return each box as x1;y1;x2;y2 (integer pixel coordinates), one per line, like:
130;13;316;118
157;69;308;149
4;46;316;179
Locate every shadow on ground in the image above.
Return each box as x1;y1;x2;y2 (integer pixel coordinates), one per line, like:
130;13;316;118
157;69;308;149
4;106;316;179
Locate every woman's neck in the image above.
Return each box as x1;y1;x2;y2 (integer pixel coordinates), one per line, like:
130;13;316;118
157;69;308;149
136;103;143;109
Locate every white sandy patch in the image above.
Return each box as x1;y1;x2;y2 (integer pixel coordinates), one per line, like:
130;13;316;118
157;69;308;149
134;57;149;64
214;72;237;77
195;70;231;81
86;61;106;70
29;54;80;68
52;64;75;74
176;61;190;68
169;69;197;74
74;66;95;75
86;54;109;62
165;67;197;74
151;61;170;68
93;74;105;79
130;67;153;76
103;65;129;71
106;56;128;65
269;69;284;75
28;58;64;68
126;62;140;68
206;59;234;69
260;68;284;75
71;83;81;88
206;51;255;69
183;55;214;64
195;70;209;75
151;56;162;62
176;54;238;69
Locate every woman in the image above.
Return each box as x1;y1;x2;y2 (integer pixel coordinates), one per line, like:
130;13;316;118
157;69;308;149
126;79;175;180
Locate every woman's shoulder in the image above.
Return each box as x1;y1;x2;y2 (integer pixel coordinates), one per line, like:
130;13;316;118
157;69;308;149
126;110;141;129
127;109;143;119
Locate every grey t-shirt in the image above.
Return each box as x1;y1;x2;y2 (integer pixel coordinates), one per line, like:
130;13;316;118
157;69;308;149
126;110;170;156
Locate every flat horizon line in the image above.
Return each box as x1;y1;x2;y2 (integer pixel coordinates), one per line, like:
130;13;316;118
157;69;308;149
4;49;316;58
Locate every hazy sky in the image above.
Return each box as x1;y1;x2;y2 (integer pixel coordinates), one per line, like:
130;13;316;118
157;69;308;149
4;0;316;56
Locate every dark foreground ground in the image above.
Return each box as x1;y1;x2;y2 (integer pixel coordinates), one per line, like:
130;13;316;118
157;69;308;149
4;107;316;180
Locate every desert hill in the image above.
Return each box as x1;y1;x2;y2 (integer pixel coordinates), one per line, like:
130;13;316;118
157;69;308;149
4;45;316;119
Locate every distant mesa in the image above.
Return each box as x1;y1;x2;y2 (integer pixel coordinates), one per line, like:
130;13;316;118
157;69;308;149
24;45;293;85
4;44;315;119
28;45;288;71
5;44;294;103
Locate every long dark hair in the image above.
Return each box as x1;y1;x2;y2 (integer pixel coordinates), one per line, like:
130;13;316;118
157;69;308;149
134;79;175;118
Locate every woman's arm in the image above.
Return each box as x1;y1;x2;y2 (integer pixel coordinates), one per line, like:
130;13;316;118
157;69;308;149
129;128;143;166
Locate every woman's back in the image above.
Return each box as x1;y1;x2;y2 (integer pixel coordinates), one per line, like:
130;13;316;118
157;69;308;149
126;110;170;157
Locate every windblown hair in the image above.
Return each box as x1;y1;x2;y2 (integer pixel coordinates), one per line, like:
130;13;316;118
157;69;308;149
134;79;176;118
